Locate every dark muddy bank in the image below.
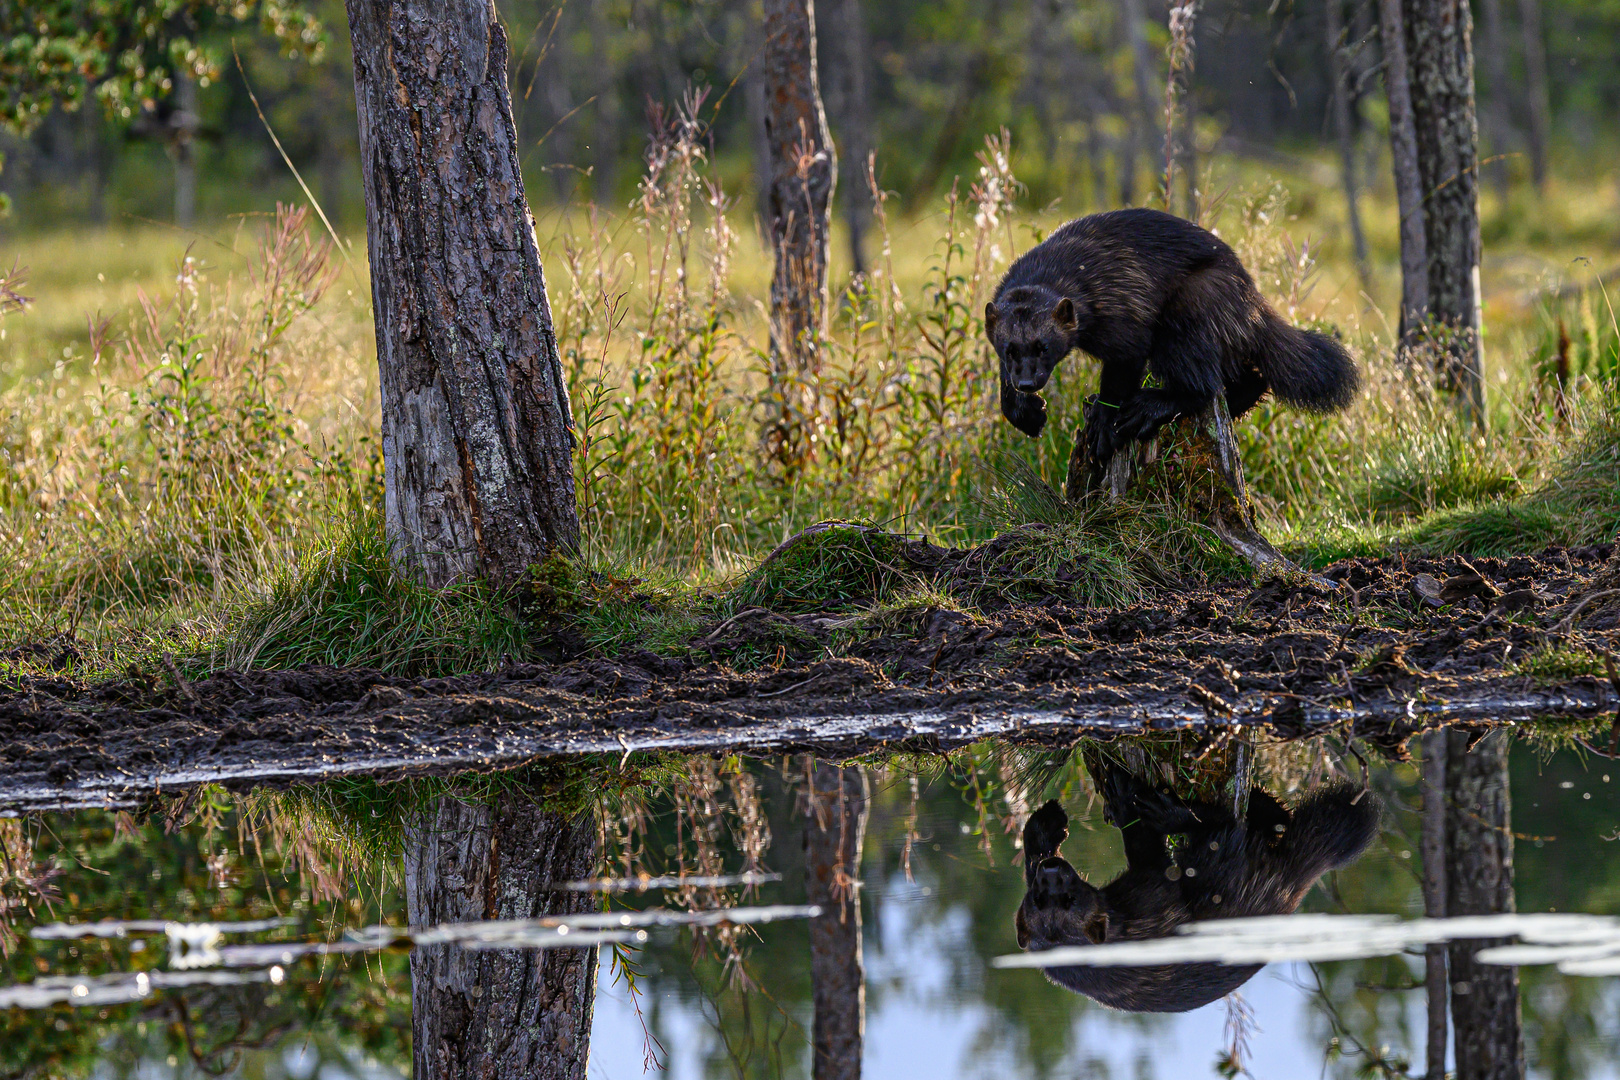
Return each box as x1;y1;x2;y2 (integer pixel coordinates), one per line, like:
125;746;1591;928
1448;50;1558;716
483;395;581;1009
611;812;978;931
2;547;1616;812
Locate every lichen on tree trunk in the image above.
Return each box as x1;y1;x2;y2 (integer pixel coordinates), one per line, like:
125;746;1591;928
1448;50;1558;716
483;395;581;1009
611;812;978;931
1445;728;1526;1080
404;795;599;1080
346;0;580;588
1403;0;1485;417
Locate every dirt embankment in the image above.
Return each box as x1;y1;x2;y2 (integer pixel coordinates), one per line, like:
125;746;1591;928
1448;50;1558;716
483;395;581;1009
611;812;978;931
2;546;1616;812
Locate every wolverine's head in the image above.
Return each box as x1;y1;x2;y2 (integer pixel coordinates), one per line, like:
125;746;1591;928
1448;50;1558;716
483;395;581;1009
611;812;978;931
985;285;1082;438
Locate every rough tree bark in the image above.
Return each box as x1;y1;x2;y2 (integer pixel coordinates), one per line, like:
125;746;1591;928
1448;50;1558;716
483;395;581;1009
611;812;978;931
1445;729;1527;1080
762;0;837;365
1404;0;1485;417
1379;0;1431;346
1420;730;1449;1080
1475;0;1515;196
405;795;599;1080
1325;0;1371;289
803;760;868;1080
346;0;580;587
1516;0;1552;191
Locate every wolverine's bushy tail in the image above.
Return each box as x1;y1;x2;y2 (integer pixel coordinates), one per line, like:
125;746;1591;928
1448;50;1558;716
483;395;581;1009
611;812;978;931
1254;315;1360;412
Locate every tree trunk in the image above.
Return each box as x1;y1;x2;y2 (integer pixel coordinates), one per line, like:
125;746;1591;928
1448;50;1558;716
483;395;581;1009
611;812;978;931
346;0;580;587
761;0;837;469
832;0;871;277
1162;0;1201;219
1404;0;1485;418
1380;0;1431;346
1516;0;1551;191
588;0;622;205
1326;0;1371;289
1420;730;1449;1080
405;795;599;1080
803;760;868;1080
1445;729;1526;1080
1476;0;1515;196
1121;0;1158;206
173;72;198;228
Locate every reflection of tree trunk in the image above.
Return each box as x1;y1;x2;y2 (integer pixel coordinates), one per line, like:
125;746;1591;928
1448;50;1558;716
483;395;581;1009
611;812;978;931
1420;730;1449;1080
345;0;581;584
405;796;599;1080
803;760;868;1080
1379;0;1430;347
1516;0;1551;191
1326;0;1371;289
173;73;198;228
1445;729;1526;1080
1404;0;1485;418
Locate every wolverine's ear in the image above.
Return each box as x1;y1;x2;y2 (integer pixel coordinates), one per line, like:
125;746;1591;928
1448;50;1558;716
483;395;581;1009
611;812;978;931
1082;910;1109;945
1001;381;1048;438
984;301;1000;337
1051;296;1078;333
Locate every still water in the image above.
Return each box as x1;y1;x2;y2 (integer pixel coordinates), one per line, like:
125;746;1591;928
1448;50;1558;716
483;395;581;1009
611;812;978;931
3;733;1616;1079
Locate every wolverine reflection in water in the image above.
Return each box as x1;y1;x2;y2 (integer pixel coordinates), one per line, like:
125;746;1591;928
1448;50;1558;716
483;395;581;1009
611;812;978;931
1016;761;1379;1012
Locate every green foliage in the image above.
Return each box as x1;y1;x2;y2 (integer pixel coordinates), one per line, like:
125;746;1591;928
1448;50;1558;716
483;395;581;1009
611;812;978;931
222;507;530;676
728;522;916;613
0;0;324;132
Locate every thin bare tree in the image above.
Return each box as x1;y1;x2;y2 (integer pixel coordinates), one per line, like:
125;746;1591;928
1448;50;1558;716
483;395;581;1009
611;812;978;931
1517;0;1552;191
1379;0;1430;348
1325;0;1371;289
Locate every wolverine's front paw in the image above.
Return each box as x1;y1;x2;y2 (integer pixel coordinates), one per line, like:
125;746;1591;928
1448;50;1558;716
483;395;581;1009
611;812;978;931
1085;412;1123;466
1113;398;1168;446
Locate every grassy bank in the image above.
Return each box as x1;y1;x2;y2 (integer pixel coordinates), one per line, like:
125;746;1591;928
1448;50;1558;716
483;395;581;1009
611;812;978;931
1;125;1617;677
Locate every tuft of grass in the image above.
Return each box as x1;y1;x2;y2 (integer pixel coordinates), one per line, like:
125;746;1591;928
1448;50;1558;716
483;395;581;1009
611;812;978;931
221;509;531;677
1404;394;1620;555
1509;644;1614;682
727;522;920;613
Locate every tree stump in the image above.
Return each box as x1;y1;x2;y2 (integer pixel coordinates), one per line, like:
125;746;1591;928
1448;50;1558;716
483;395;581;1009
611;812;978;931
1066;393;1329;585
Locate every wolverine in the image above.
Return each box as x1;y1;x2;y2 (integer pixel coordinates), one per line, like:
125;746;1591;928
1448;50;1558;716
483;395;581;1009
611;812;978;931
1016;764;1379;1012
986;208;1359;466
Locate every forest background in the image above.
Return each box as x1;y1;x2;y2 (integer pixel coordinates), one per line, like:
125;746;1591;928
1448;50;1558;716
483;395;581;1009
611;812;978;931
2;0;1619;665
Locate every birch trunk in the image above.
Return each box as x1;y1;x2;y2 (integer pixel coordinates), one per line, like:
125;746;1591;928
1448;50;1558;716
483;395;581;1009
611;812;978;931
346;0;580;587
1445;729;1526;1080
1379;0;1431;345
1403;0;1485;417
803;760;868;1080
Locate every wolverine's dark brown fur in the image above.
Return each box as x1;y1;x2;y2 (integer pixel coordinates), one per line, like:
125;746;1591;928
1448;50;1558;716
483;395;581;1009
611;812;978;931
1015;765;1378;1012
986;208;1359;464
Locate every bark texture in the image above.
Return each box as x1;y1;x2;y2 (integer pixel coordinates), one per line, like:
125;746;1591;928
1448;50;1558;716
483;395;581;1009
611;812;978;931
1379;0;1430;344
1403;0;1485;413
1445;729;1526;1080
346;0;580;587
1420;730;1449;1080
405;796;599;1080
1325;0;1370;288
803;760;868;1080
762;0;837;369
